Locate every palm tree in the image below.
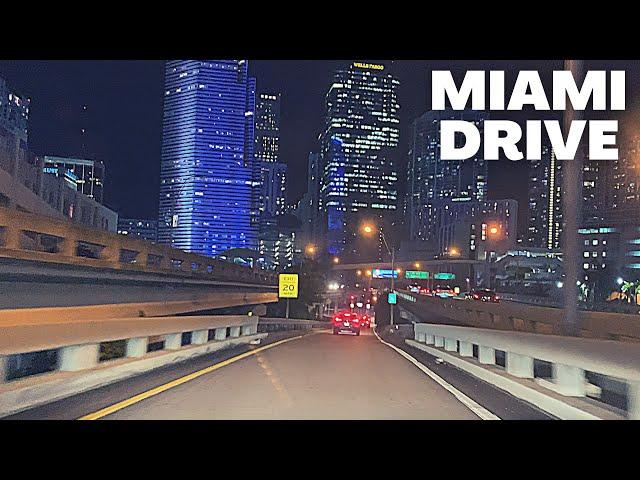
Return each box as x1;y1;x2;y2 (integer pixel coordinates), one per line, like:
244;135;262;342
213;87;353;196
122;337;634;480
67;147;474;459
621;281;637;304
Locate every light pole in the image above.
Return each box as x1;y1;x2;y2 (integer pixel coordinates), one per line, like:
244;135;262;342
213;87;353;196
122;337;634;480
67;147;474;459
362;223;396;329
562;59;584;336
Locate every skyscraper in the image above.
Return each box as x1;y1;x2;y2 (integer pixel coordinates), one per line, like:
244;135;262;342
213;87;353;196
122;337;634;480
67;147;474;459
254;92;286;218
526;144;563;249
319;62;400;259
158;60;258;257
407;110;488;242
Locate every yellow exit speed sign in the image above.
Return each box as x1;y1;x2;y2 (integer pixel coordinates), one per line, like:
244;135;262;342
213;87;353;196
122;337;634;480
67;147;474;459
278;274;299;298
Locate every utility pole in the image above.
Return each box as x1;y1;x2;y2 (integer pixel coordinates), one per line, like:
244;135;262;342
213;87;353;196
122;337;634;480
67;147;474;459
561;59;584;336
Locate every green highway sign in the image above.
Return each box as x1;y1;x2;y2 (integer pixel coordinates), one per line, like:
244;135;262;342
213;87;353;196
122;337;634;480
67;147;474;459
434;273;456;280
388;292;397;305
405;270;429;279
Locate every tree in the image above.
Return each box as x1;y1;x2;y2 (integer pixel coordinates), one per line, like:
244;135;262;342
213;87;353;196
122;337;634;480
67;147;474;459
621;281;637;304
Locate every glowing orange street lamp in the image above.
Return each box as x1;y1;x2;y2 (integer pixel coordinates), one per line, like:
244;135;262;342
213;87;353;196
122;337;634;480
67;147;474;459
333;257;340;264
449;247;460;257
305;244;316;256
362;224;375;235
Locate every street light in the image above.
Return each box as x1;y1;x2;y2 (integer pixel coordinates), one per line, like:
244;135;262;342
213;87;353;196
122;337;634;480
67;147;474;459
449;247;460;257
361;222;396;329
333;257;340;264
305;244;317;256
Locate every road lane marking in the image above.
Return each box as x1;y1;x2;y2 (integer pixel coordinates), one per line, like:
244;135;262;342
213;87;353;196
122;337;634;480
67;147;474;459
78;334;307;420
373;329;501;420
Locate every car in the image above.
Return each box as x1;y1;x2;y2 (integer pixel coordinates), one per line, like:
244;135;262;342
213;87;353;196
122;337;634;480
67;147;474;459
419;286;431;295
407;283;420;293
433;285;455;297
332;311;361;335
360;314;371;328
467;288;500;303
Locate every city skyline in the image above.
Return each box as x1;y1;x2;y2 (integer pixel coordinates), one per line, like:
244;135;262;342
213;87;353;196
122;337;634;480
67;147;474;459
2;60;640;238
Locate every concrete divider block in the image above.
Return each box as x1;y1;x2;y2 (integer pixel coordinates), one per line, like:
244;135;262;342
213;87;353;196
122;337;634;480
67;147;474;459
0;355;6;383
478;346;495;365
506;352;534;378
416;332;426;343
425;334;435;345
164;333;182;350
444;338;457;352
434;336;444;348
241;325;253;336
126;337;149;358
230;326;241;338
214;328;227;341
59;344;99;372
192;330;208;345
459;341;473;357
551;363;586;397
628;381;640;420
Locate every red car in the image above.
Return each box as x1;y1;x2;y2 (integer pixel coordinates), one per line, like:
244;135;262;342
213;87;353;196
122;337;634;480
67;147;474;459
332;311;361;336
360;314;371;328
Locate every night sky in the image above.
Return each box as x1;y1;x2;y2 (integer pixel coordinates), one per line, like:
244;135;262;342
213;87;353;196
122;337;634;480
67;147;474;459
1;59;638;235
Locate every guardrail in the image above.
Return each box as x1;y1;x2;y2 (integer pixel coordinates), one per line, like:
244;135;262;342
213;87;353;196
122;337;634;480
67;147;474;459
412;323;640;419
0;313;261;382
258;318;331;332
0;207;277;285
398;292;640;343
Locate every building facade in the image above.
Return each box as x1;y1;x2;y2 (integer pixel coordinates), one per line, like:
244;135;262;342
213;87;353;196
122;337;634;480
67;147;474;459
319;62;400;259
407;109;488;242
42;156;105;204
436;198;518;260
254;93;287;218
158;60;258;257
0;76;29;145
526;144;563;249
117;218;158;243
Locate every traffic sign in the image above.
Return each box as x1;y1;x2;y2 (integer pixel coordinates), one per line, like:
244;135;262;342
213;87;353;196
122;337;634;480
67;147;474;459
278;274;299;298
372;269;398;279
434;273;455;280
388;292;397;305
405;270;429;279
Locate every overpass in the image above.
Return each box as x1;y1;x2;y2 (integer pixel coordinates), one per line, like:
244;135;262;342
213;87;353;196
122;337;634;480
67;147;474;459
1;206;639;420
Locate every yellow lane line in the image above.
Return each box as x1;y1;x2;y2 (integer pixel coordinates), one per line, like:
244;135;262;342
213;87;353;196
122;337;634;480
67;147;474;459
78;334;306;420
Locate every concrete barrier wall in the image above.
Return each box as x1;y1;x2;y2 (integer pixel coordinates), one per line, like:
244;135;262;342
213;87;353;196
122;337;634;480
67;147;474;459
0;206;277;285
400;293;640;343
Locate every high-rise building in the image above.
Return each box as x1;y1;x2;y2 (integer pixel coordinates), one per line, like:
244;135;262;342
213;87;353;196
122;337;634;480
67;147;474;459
436;198;518;260
158;60;258;257
0;76;29;145
42;156;105;204
319;61;400;259
254;93;287;218
407;110;488;242
526;144;563;250
117;218;158;243
609;135;640;225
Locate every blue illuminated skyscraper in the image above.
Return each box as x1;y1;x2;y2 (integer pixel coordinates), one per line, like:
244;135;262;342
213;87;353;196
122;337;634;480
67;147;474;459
158;60;258;256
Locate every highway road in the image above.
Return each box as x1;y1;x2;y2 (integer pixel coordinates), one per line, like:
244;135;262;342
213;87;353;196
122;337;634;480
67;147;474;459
103;330;482;420
6;327;552;420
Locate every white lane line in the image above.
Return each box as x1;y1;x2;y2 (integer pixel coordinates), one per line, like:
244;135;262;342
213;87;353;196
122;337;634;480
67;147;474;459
373;329;501;420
